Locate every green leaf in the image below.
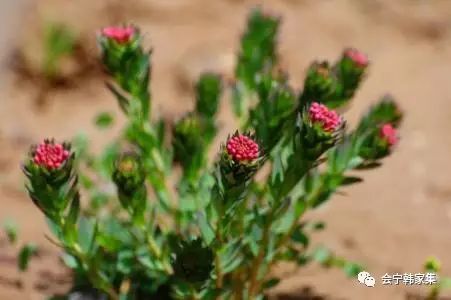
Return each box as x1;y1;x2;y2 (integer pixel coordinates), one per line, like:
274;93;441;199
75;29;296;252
291;227;309;248
67;194;80;227
18;243;38;271
106;82;130;113
297;254;312;266
299;61;335;106
43;23;75;78
249;72;296;151
97;142;120;178
273;206;295;234
172;282;194;299
179;193;197;212
197;212;215;245
231;83;247;119
79;174;94;190
195;73;222;118
94;112;114;128
235;8;280;91
343;262;364;278
263;277;280;290
355;161;382;170
312;246;332;264
218;240;244;274
172;113;207;180
347;157;364;170
89;192;110;211
246;224;262;257
271;152;285;185
2;218;19;244
117;250;135;274
310;221;326;231
424;256;441;274
97;218;133;252
77;217;97;253
46;217;63;240
357;96;403;132
119;293;129;300
341;176;363;186
61;253;79;269
273;197;291;221
155;118;166;148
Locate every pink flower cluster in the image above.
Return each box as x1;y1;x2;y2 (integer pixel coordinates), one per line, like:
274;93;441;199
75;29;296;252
380;123;398;146
308;102;342;132
33;141;70;170
344;48;369;68
101;26;135;44
226;134;260;162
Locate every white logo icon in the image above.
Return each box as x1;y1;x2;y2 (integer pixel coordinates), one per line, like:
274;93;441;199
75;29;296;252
358;271;376;287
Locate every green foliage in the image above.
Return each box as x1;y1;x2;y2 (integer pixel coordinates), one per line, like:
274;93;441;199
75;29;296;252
233;9;280;121
21;9;403;300
43;23;76;78
310;245;364;278
196;73;222;119
112;152;147;223
173;73;222;183
299;49;368;109
23;140;79;228
172;238;214;285
2;218;19;244
424;257;451;300
235;9;279;92
357;95;402;131
18;243;38;271
95;112;115;129
247;71;295;152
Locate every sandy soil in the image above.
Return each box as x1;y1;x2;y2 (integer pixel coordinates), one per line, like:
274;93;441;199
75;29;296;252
1;0;451;299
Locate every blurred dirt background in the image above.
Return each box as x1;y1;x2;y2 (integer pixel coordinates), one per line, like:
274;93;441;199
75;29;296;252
1;0;451;299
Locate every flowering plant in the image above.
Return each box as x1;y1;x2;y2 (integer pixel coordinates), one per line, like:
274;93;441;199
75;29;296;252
21;9;402;300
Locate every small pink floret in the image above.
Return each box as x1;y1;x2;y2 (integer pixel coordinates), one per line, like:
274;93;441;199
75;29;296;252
380;123;398;146
33;141;70;170
308;102;342;132
344;48;368;67
101;26;135;44
226;134;259;162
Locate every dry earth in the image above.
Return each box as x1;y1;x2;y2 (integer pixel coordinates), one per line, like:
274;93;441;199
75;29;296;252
1;0;451;299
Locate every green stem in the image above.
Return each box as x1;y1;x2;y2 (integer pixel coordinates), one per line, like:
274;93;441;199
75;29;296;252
248;215;271;297
57;217;119;300
215;253;223;289
215;200;224;290
131;216;173;275
275;174;324;252
73;245;119;300
427;285;440;300
127;90;175;217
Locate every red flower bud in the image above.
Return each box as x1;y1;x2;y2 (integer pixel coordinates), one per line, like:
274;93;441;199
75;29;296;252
344;48;368;68
226;134;260;162
308;102;342;132
380;123;398;146
32;140;70;170
101;26;135;44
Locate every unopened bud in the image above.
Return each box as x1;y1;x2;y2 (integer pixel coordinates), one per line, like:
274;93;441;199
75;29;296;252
101;26;136;44
344;48;369;68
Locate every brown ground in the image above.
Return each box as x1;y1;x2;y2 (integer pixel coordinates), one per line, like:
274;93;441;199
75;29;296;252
1;0;451;299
